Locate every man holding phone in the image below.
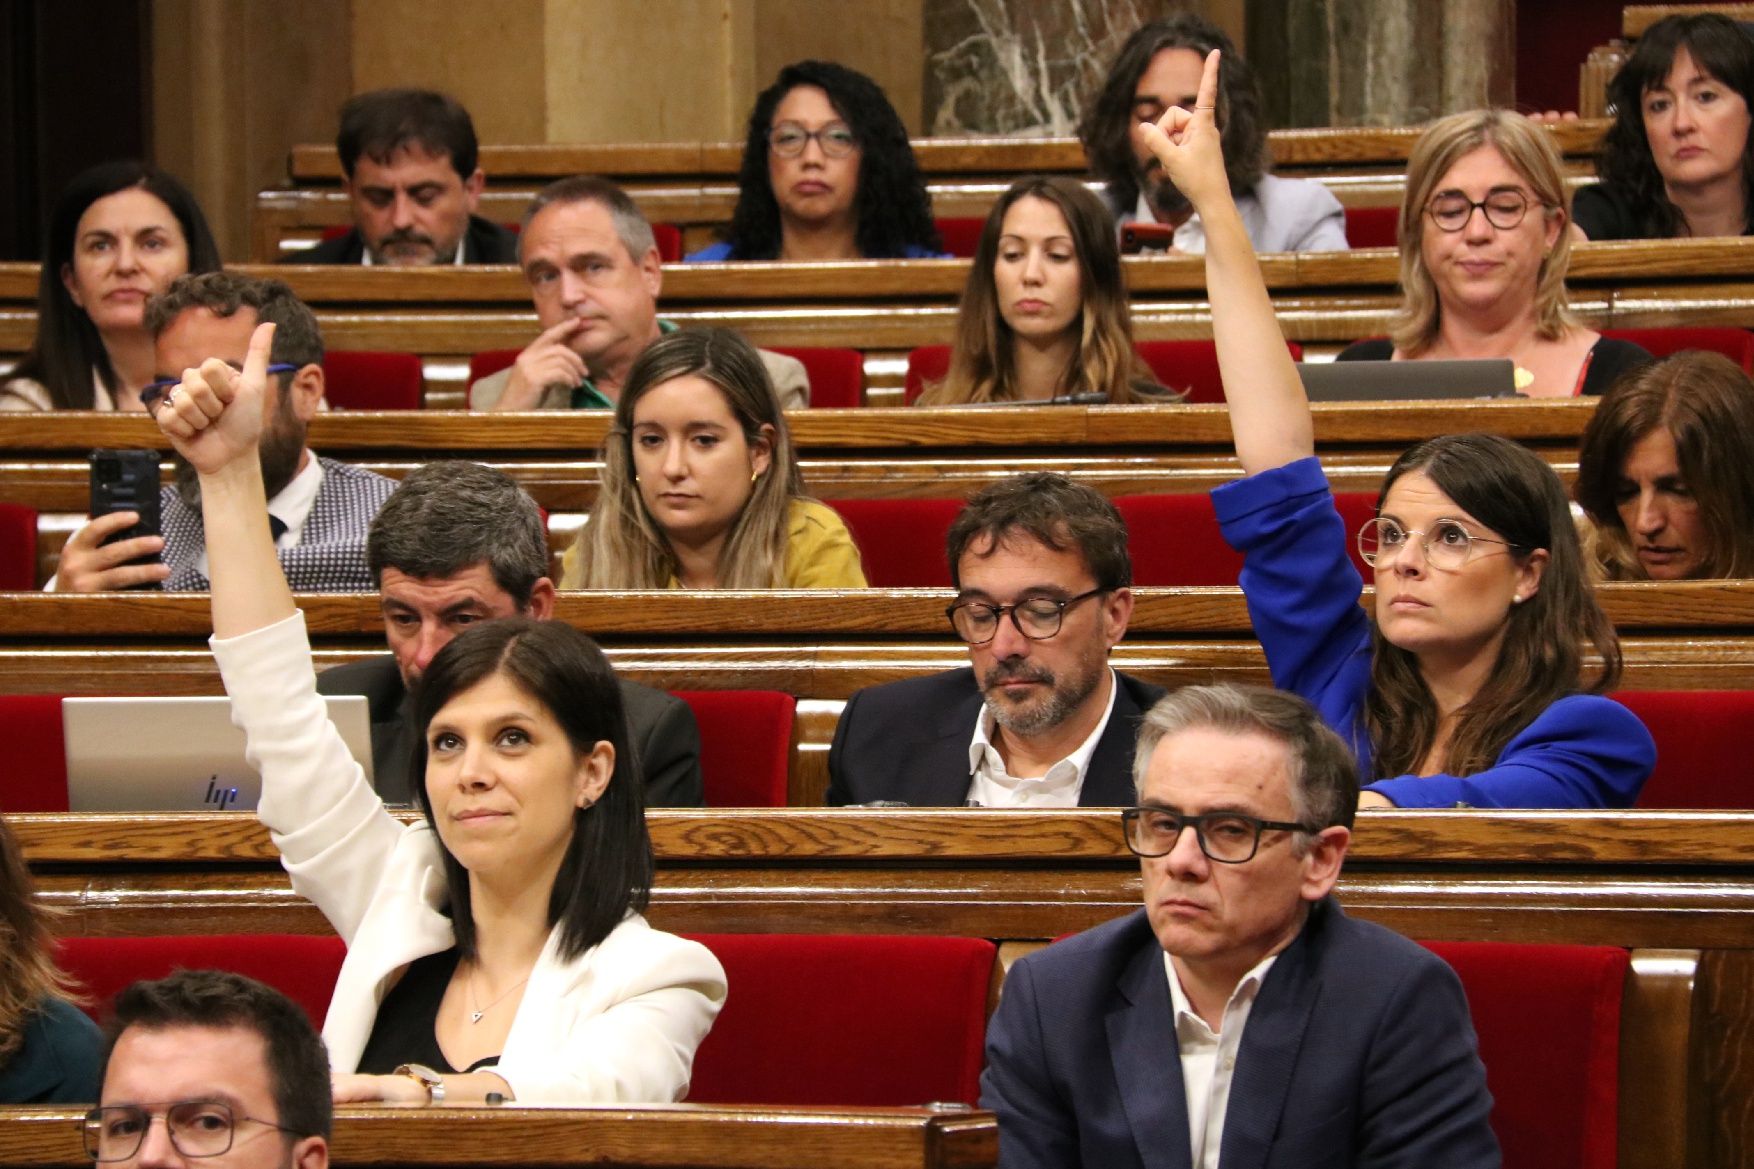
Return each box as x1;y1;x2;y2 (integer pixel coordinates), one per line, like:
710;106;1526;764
52;272;394;591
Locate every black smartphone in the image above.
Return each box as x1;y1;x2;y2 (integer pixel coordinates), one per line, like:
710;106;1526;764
89;449;163;589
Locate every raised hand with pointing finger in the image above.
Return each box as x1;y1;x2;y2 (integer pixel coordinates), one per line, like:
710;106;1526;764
1135;49;1235;217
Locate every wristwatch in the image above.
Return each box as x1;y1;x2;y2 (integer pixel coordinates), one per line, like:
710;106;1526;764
393;1063;446;1104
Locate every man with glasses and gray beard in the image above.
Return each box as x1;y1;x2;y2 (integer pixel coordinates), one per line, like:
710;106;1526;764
88;969;330;1169
826;473;1163;807
51;273;394;592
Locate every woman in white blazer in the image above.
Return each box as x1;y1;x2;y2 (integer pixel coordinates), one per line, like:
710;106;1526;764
151;316;726;1107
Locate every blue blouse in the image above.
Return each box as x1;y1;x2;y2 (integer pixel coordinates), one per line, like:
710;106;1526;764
1210;457;1653;808
0;997;102;1104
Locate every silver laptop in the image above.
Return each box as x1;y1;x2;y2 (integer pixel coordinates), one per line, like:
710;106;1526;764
1297;358;1518;402
63;695;374;813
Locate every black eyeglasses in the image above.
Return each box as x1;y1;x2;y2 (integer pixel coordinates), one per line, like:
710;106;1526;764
1425;189;1540;232
140;363;299;411
946;588;1106;646
767;121;859;158
82;1101;303;1162
1121;806;1312;864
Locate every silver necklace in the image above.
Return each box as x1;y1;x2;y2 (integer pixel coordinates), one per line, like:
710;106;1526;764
466;968;531;1025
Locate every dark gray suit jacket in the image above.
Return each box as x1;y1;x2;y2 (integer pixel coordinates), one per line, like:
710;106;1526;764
825;668;1164;807
316;654;703;807
981;900;1499;1169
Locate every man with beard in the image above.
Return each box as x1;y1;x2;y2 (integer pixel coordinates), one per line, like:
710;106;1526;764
1078;15;1348;254
826;473;1161;807
54;273;394;591
296;88;518;267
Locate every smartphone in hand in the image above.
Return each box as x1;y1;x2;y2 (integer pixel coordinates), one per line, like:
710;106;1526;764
89;449;163;590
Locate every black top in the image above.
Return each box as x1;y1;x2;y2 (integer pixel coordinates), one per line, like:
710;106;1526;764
291;215;519;265
1334;335;1652;397
1572;182;1754;242
356;948;500;1076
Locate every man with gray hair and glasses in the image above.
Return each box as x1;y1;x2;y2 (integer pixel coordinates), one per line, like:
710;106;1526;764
317;460;703;807
468;175;808;411
981;683;1498;1168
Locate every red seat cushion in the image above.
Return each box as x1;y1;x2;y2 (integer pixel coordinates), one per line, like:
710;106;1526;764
322;350;425;410
767;347;864;408
1614;690;1754;808
684;934;995;1106
467;350;523;401
55;934;347;1029
1423;941;1625;1169
1344;205;1399;248
824;497;964;588
0;694;68;812
672;690;795;807
906;341;1304;404
0;502;39;590
651;222;683;263
1117;491;1374;586
934;217;986;259
1600;326;1754;373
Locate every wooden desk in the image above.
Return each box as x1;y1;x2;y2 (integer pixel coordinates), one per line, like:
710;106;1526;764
0;1105;997;1169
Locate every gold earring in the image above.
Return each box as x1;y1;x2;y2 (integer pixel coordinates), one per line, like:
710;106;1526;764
750;469;759;483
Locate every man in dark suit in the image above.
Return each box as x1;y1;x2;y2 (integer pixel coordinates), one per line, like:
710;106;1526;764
827;473;1162;807
316;461;703;808
295;89;517;267
981;684;1499;1169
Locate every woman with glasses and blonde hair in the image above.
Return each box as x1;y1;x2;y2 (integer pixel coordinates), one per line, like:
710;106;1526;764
916;176;1167;405
687;60;944;262
1335;109;1650;397
1141;51;1652;808
563;328;866;589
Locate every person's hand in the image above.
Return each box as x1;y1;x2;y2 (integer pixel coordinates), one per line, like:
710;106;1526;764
494;318;588;410
1357;790;1397;810
56;511;169;591
1528;109;1580;126
1136;49;1231;213
151;322;276;477
330;1073;431;1106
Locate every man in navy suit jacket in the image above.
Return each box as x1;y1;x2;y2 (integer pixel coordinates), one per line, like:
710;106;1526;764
981;684;1499;1168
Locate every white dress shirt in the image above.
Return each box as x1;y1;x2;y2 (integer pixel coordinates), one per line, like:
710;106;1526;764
189;451;323;580
964;668;1118;807
1165;951;1280;1169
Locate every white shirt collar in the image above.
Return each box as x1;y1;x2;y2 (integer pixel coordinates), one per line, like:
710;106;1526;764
268;451;324;547
1165;950;1279;1034
963;668;1119;807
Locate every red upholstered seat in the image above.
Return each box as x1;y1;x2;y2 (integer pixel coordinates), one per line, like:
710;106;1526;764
1344;205;1399;248
322;350;425;410
1423;941;1625;1169
56;934;347;1029
1117;490;1375;586
1600;326;1754;372
767;347;864;408
934;216;986;258
824;497;964;588
466;349;522;402
684;934;995;1106
1613;690;1754;808
0;501;39;590
905;340;1304;404
651;222;683;263
672;690;796;807
0;694;69;813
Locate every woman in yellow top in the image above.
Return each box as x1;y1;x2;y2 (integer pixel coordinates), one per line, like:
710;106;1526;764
563;328;866;589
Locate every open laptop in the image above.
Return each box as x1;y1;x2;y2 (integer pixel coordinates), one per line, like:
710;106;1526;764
1297;358;1519;402
63;695;374;813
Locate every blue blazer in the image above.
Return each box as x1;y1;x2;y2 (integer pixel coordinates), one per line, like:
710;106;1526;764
981;900;1500;1169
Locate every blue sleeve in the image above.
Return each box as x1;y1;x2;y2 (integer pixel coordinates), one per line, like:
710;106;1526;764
980;959;1079;1169
903;244;954;259
684;242;733;262
1211;458;1374;755
1365;694;1655;809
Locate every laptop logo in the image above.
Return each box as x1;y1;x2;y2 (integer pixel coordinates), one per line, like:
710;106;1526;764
203;778;241;811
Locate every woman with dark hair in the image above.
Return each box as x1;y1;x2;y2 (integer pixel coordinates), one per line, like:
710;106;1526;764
148;323;725;1105
1144;51;1653;808
564;328;864;588
2;161;221;411
0;814;101;1104
1575;350;1754;579
687;60;944;262
916;176;1165;405
1575;13;1754;240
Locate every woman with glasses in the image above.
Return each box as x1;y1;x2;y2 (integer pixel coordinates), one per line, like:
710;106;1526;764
564;327;865;589
147;323;726;1106
1333;109;1650;398
915;176;1168;405
2;161;222;412
0;814;101;1104
1140;51;1652;808
686;60;945;262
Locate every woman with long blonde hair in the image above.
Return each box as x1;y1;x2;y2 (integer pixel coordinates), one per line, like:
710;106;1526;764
565;328;866;589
